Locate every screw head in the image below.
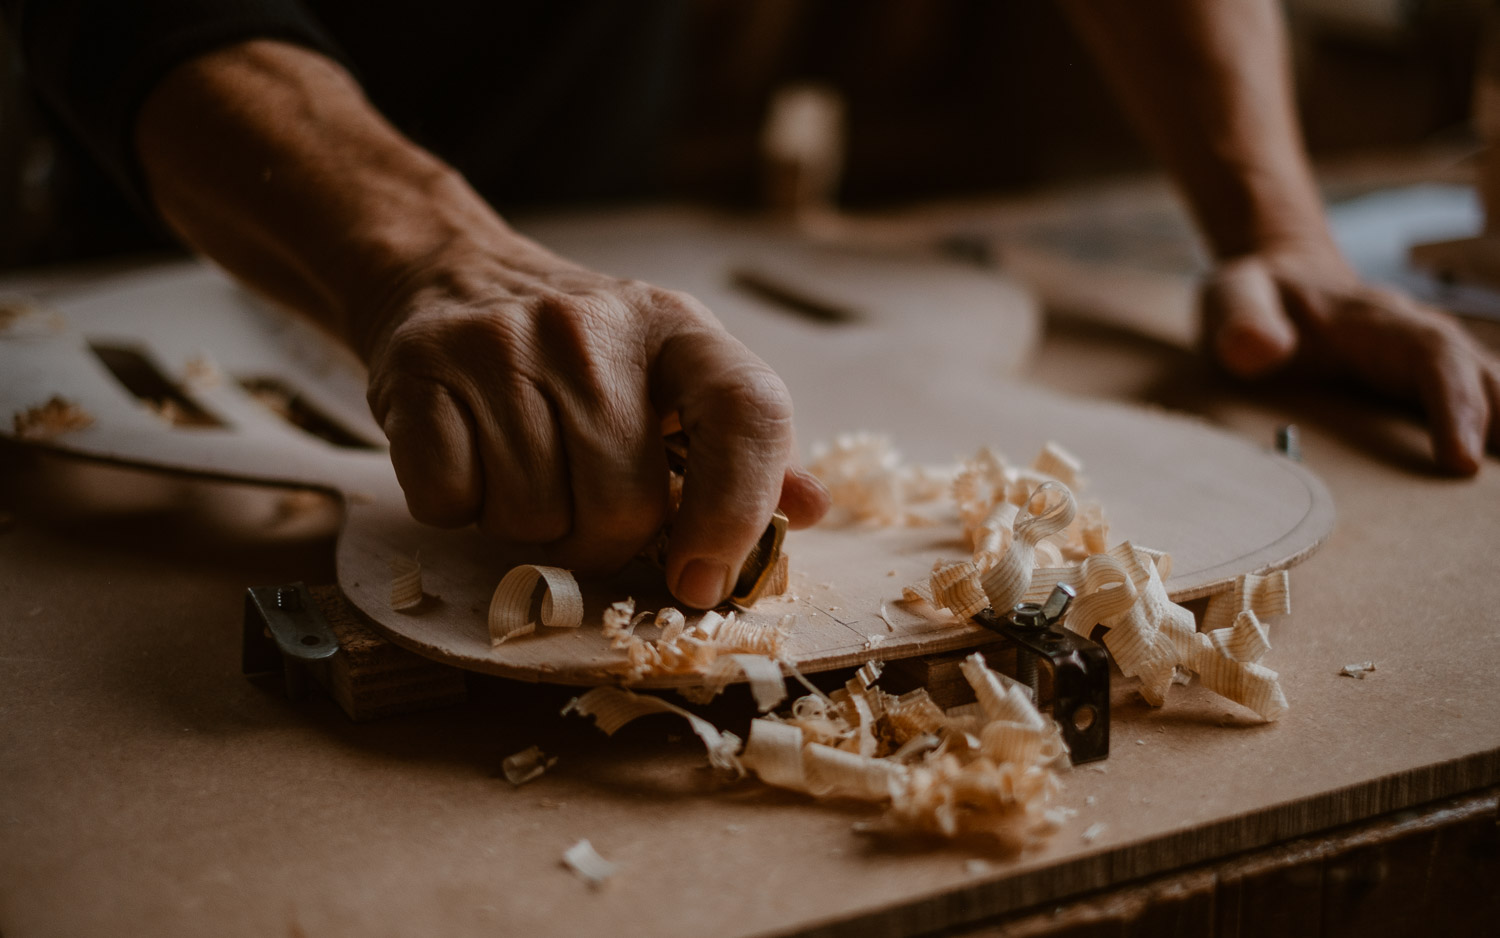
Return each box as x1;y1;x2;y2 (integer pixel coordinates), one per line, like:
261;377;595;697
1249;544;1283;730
1009;601;1047;630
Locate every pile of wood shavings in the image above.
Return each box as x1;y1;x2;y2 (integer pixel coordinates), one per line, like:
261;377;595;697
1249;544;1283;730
600;597;797;683
807;432;952;526
819;435;1291;721
566;651;1073;844
12;395;94;440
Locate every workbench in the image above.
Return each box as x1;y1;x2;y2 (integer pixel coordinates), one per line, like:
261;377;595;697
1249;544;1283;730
3;169;1498;938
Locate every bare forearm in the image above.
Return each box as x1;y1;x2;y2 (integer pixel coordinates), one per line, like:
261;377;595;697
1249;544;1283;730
1061;0;1335;261
132;38;829;599
134;40;548;355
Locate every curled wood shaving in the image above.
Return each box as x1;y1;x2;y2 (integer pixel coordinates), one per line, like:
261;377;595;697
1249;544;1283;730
1068;551;1289;721
389;555;423;611
488;564;584;647
979;481;1077;614
564;686;744;775
1209;610;1271;664
971;500;1019;569
657;607;687;642
1201;571;1289;635
930;561;988;619
1339;661;1376;679
679;653;788;711
562;839;617;887
12;395;94;440
1032;441;1083;491
601;598;638;649
501;745;557;786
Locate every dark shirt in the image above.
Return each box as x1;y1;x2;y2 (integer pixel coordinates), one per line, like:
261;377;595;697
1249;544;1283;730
1;0;682;215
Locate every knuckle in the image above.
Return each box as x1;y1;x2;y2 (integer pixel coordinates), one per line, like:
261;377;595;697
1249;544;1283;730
702;363;794;434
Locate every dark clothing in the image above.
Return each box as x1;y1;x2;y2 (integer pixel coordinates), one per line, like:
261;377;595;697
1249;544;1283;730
0;0;682;215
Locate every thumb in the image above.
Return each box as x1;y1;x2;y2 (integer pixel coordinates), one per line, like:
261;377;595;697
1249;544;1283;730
1201;258;1300;378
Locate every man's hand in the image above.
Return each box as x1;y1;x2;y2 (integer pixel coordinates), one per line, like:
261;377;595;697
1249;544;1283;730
135;40;828;608
1063;0;1495;473
363;237;830;606
1202;243;1499;474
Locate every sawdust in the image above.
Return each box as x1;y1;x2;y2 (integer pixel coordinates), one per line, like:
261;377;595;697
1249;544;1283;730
12;396;94;440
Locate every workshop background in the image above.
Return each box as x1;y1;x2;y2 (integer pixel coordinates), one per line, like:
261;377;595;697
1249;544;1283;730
0;0;1488;271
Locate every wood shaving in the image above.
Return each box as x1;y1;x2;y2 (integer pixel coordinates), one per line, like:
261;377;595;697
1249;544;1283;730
12;395;94;440
501;745;557;786
763;552;791;597
564;686;744;775
181;353;222;389
930;561;988;619
1068;551;1288;721
389;555;423;611
739;652;1068;843
488;564;584;647
1339;661;1376;679
807;433;953;526
1032;441;1083;491
609;607;795;683
678;654;788;711
1201;571;1289;633
979;481;1077;613
601;599;638;649
1081;822;1106;843
0;297;65;337
562;839;616;888
567;652;1068;843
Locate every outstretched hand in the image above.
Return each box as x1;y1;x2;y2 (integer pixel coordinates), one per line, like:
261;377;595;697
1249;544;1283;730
360;234;830;608
1201;242;1500;474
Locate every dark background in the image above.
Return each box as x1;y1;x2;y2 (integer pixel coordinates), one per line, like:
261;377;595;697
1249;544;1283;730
0;0;1488;271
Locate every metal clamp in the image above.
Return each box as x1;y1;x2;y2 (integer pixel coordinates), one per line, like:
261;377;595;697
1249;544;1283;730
242;583;340;699
973;584;1111;763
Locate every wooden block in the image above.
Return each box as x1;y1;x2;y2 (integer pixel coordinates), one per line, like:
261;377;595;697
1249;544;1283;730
305;584;467;722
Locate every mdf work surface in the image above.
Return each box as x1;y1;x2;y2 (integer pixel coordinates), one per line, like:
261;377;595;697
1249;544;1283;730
3;259;1500;937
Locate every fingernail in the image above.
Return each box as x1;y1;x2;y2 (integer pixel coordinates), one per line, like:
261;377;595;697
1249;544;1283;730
675;559;732;609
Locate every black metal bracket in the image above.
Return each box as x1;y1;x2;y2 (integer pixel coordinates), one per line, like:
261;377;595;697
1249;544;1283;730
242;582;340;699
973;607;1111;763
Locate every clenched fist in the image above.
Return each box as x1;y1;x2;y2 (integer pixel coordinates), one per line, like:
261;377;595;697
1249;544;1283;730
359;235;830;608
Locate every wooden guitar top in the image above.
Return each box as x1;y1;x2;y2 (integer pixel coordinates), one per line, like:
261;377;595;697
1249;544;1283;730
0;209;1332;685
